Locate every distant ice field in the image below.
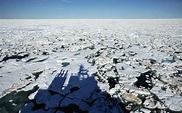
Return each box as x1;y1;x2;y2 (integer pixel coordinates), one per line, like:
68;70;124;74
0;19;182;92
0;19;182;112
0;19;181;94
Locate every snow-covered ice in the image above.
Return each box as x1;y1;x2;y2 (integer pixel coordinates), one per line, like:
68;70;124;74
0;19;182;113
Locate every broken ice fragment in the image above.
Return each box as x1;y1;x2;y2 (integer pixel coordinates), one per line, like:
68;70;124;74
161;57;175;63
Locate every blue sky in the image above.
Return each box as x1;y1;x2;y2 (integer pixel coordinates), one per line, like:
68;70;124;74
0;0;182;19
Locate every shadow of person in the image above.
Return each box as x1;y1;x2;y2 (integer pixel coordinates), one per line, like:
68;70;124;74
21;65;125;113
78;64;89;78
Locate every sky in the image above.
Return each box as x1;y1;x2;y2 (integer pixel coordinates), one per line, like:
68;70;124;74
0;0;182;19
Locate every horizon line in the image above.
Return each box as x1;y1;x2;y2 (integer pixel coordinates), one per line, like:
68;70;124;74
0;18;182;20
